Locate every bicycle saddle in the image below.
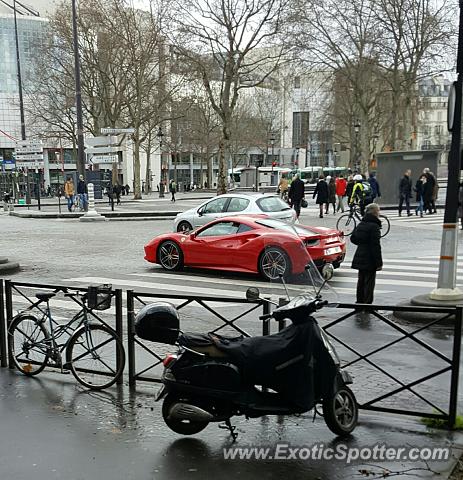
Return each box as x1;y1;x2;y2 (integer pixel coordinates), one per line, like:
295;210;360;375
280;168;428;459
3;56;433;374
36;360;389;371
36;292;56;301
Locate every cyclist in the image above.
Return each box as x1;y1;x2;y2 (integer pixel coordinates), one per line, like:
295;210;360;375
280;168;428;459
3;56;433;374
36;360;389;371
349;174;373;216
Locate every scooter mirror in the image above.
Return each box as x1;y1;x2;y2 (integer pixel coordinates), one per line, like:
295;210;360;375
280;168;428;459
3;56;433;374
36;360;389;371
322;263;334;281
246;287;260;301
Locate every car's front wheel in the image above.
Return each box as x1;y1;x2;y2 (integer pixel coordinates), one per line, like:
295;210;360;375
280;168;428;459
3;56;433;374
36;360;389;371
158;241;184;271
259;247;291;281
177;221;193;233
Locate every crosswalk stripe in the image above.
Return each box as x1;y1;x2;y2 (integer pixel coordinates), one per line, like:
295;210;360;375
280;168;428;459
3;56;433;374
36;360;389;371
339;263;463;274
329;276;459;288
337;268;463;281
63;275;392;297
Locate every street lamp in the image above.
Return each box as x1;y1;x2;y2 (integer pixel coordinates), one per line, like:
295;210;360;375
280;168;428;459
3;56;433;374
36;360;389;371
71;0;86;176
157;126;165;198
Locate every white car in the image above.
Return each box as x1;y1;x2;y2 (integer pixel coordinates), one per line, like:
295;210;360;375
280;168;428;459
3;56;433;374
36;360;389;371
173;193;297;232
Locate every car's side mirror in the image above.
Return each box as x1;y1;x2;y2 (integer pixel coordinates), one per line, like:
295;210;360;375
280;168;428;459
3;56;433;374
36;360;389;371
246;287;261;301
198;208;204;216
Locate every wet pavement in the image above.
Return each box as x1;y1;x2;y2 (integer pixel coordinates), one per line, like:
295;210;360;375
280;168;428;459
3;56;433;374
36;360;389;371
0;368;462;480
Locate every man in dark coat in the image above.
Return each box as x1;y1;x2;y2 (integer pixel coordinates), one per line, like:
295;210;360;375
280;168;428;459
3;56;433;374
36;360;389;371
312;175;329;218
423;168;435;214
398;169;412;217
350;203;383;304
368;172;381;201
288;174;305;219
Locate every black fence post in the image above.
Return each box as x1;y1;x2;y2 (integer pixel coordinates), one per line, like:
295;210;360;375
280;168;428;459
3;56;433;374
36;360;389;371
449;306;462;429
115;289;124;385
262;299;271;336
4;280;14;369
0;279;6;367
127;290;136;389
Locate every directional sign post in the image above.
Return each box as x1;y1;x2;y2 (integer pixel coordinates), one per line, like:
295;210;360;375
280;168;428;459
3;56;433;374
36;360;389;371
100;128;135;135
15;140;44;209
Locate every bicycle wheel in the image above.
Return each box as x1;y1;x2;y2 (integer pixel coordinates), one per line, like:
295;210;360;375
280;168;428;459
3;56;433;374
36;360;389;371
336;213;357;236
8;315;50;375
66;324;125;390
379;214;390;237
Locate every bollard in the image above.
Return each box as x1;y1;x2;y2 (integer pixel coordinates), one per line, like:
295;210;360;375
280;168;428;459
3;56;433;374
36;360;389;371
79;183;106;222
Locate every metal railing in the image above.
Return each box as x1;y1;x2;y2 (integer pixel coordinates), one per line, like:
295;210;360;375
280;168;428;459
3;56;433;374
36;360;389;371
0;279;461;428
324;303;461;428
3;280;124;384
126;289;271;388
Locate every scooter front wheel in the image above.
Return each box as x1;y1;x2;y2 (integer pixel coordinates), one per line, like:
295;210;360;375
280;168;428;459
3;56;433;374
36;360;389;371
162;394;209;435
322;386;358;436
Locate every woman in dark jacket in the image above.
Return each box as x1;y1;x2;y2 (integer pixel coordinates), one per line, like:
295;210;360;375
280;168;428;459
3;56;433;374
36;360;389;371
350;203;383;304
313;176;329;218
327;177;336;215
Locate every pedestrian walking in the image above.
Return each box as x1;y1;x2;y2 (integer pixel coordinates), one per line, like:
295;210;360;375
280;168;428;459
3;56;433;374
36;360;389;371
288;173;305;219
64;177;75;212
77;174;88;211
125;184;130;196
170;180;177;202
278;174;289;200
312;175;329;218
345;175;355;209
368;172;381;201
422;168;435;214
350;203;383;304
335;175;347;213
414;175;426;217
327;177;336;214
113;183;122;205
398;169;412;217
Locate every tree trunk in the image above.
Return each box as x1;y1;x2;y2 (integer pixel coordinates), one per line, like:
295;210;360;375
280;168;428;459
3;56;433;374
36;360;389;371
145;135;152;193
133;136;142;199
217;124;230;194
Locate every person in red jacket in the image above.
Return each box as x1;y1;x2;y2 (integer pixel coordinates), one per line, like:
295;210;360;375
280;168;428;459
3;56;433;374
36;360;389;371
335;175;347;213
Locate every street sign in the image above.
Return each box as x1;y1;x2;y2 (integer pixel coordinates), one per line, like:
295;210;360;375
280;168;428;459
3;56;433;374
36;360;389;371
91;154;119;164
86;146;121;154
100;127;135;135
15;139;44;168
85;136;119;147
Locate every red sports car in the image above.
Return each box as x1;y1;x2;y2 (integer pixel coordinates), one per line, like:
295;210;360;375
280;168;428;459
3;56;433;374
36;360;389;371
144;216;346;281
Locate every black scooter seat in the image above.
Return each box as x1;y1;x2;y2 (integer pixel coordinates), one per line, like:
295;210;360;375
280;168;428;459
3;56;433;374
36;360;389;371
179;333;243;359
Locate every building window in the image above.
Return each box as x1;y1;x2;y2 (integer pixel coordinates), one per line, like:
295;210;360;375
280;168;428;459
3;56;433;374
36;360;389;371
293;76;301;89
435;125;442;135
292;111;310;148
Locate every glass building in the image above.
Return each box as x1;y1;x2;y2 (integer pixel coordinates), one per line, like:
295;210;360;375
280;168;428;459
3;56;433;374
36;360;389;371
0;13;49;157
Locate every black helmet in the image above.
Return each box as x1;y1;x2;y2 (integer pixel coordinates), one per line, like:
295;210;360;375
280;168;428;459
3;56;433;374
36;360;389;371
134;302;180;344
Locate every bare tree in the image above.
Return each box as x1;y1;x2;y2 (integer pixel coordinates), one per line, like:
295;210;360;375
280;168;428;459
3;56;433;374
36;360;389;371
171;0;290;194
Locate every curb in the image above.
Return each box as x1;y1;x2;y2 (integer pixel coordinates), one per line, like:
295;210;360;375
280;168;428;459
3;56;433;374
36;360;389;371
9;211;179;220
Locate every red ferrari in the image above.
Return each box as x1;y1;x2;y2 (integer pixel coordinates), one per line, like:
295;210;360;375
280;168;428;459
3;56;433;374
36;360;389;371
144;216;346;281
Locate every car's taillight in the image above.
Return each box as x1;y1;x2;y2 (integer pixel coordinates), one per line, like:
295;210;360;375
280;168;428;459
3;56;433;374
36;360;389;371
163;354;177;368
304;238;320;247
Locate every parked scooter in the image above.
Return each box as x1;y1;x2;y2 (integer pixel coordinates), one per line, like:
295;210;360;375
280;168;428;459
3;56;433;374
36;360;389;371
134;233;358;439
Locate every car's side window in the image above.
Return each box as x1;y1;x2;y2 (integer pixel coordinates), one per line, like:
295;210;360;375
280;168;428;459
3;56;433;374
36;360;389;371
196;222;240;238
237;224;254;233
203;198;228;214
227;197;250;213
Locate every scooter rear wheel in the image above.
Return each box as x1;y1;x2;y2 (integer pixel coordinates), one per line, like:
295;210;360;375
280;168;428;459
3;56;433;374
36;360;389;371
162;394;209;435
322;386;358;436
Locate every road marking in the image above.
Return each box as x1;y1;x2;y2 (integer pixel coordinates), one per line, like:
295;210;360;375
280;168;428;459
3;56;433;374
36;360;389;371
63;275;392;297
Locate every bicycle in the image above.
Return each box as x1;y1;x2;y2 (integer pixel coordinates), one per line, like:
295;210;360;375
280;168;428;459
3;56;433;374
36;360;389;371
336;204;391;237
8;287;125;390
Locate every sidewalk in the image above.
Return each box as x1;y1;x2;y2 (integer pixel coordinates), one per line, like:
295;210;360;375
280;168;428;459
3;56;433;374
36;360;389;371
0;368;461;480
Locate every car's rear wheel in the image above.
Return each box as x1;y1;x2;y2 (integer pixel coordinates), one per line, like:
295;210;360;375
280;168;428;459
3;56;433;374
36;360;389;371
158;241;184;271
259;247;291;281
177;221;193;233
